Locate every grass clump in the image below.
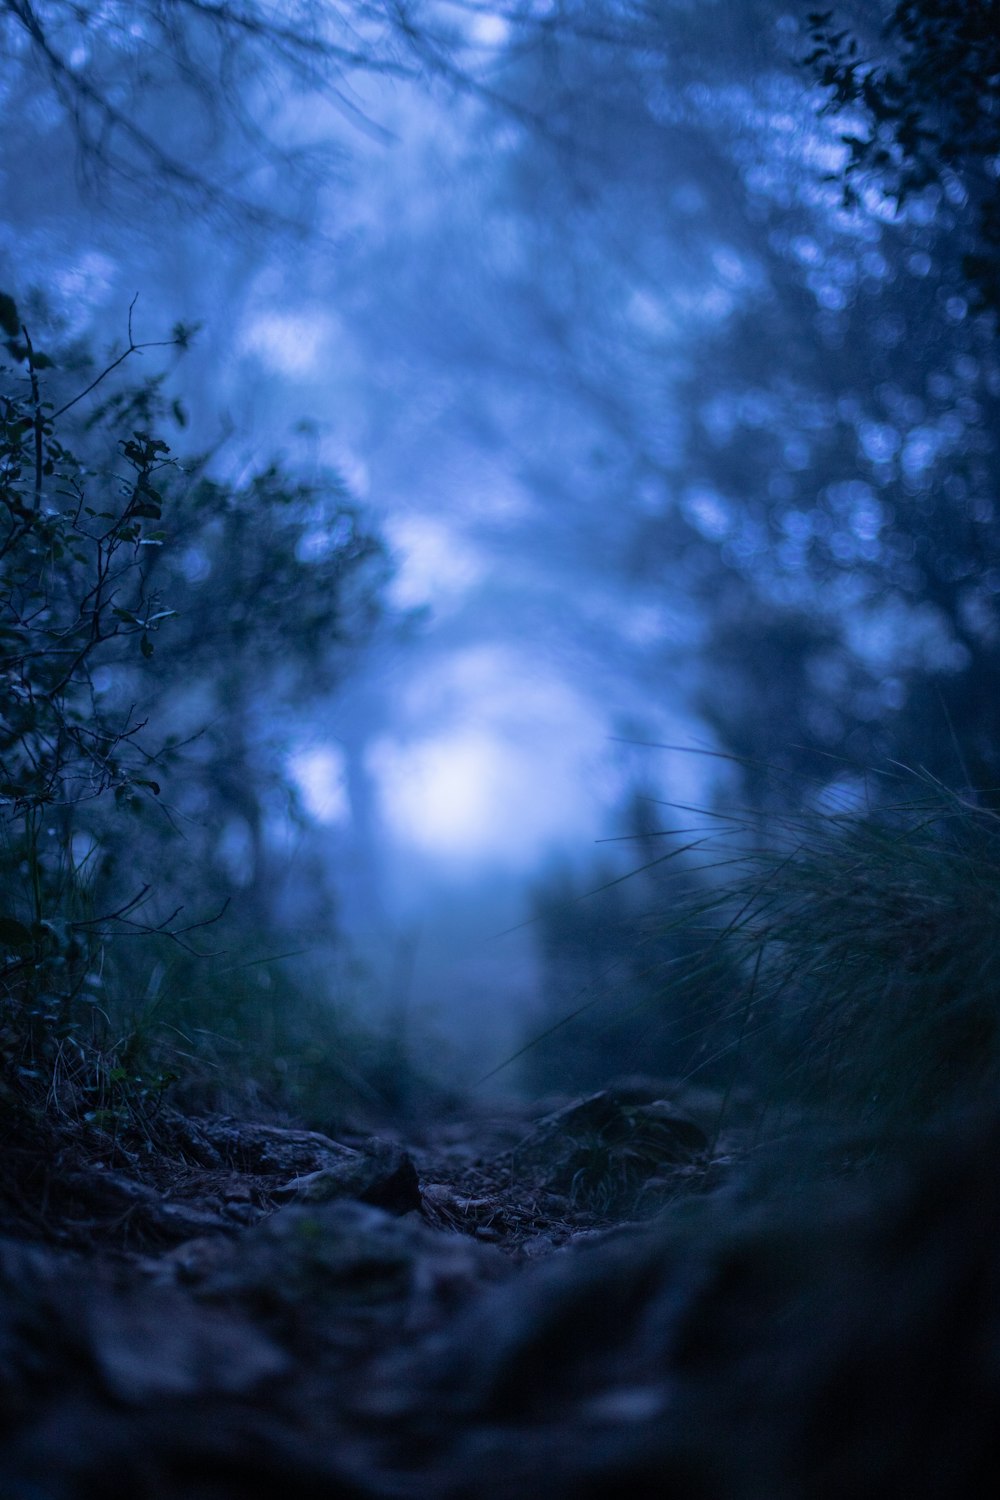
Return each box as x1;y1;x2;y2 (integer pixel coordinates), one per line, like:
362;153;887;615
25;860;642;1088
710;773;1000;1137
524;768;1000;1162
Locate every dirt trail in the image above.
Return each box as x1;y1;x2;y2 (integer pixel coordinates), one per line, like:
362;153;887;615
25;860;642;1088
1;1089;997;1498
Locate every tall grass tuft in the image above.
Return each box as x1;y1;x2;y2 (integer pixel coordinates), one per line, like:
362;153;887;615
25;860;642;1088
705;771;1000;1137
523;765;1000;1152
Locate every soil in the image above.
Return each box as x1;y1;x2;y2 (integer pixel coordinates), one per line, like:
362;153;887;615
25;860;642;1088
0;1083;997;1498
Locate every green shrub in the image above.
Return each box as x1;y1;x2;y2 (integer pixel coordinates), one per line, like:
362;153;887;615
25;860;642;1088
0;290;391;1131
0;293;182;1114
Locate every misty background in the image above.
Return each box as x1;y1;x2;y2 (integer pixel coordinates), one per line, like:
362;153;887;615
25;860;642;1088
3;0;997;1107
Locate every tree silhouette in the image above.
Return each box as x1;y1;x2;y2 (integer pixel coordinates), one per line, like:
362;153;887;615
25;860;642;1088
0;0;470;222
806;1;1000;313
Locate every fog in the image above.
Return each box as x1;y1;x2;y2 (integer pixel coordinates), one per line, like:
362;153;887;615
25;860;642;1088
4;0;997;1095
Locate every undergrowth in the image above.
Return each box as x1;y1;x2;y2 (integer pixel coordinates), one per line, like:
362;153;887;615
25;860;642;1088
0;288;396;1149
720;774;1000;1134
525;768;1000;1159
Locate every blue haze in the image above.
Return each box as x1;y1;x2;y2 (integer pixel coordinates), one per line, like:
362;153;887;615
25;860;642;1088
2;1;992;1087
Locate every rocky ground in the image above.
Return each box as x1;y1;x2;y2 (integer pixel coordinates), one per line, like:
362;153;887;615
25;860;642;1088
1;1081;997;1498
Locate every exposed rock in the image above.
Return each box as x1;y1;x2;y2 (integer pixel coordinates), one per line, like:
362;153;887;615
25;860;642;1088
273;1137;421;1215
510;1089;709;1215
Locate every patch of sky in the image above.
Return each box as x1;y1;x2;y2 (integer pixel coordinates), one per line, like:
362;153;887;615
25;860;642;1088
711;245;757;288
859;182;903;223
288;745;350;825
850;493;889;543
900;426;945;478
809;277;847;311
45;251;118;334
466;10;510;48
487;213;528;276
295;513;356;564
385;515;485;611
857;420;901;465
682;485;731;541
240;309;334;377
790;235;822;266
311;441;370;499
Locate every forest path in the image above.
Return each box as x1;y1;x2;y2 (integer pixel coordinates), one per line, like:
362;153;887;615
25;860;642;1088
1;1088;996;1498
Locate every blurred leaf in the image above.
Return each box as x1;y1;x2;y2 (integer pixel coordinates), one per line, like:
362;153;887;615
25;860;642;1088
0;292;19;339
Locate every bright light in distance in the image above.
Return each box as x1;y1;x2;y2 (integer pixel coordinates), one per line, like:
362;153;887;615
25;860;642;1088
370;731;511;857
368;649;608;865
371;727;588;863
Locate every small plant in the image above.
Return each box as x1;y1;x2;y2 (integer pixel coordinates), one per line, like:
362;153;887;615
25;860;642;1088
1;291;185;1113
